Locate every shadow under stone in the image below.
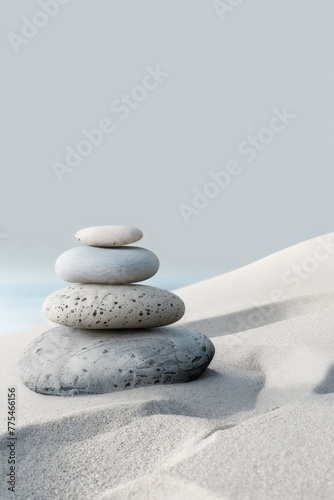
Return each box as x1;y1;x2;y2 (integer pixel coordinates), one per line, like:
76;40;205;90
182;293;334;338
314;363;334;394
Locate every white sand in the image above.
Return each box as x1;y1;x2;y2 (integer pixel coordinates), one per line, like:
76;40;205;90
1;233;334;499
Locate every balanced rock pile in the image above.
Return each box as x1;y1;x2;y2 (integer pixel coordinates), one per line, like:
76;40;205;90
19;225;215;396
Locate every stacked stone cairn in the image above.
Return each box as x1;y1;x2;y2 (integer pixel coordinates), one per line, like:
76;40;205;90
19;225;215;396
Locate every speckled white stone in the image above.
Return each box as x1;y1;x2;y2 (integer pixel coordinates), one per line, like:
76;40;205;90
43;284;185;329
75;225;143;247
55;246;159;284
18;326;215;395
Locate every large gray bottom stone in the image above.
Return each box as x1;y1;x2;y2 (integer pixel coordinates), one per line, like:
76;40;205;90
18;327;215;396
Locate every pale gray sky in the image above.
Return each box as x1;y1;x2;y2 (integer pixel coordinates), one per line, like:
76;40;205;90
1;0;334;283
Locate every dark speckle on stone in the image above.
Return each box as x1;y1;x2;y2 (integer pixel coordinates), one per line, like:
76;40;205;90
19;325;213;396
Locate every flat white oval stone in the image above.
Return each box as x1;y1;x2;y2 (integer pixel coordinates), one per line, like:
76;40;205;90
55;246;159;284
43;284;185;329
18;326;215;395
75;225;143;247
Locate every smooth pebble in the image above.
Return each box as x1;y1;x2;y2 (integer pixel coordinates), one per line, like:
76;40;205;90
18;326;215;395
75;225;143;247
43;284;185;329
55;246;159;284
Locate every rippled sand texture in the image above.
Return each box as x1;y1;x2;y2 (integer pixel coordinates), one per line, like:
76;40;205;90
1;233;334;499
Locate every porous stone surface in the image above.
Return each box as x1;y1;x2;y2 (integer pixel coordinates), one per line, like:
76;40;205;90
43;284;185;329
18;326;215;395
75;225;143;247
55;246;159;284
